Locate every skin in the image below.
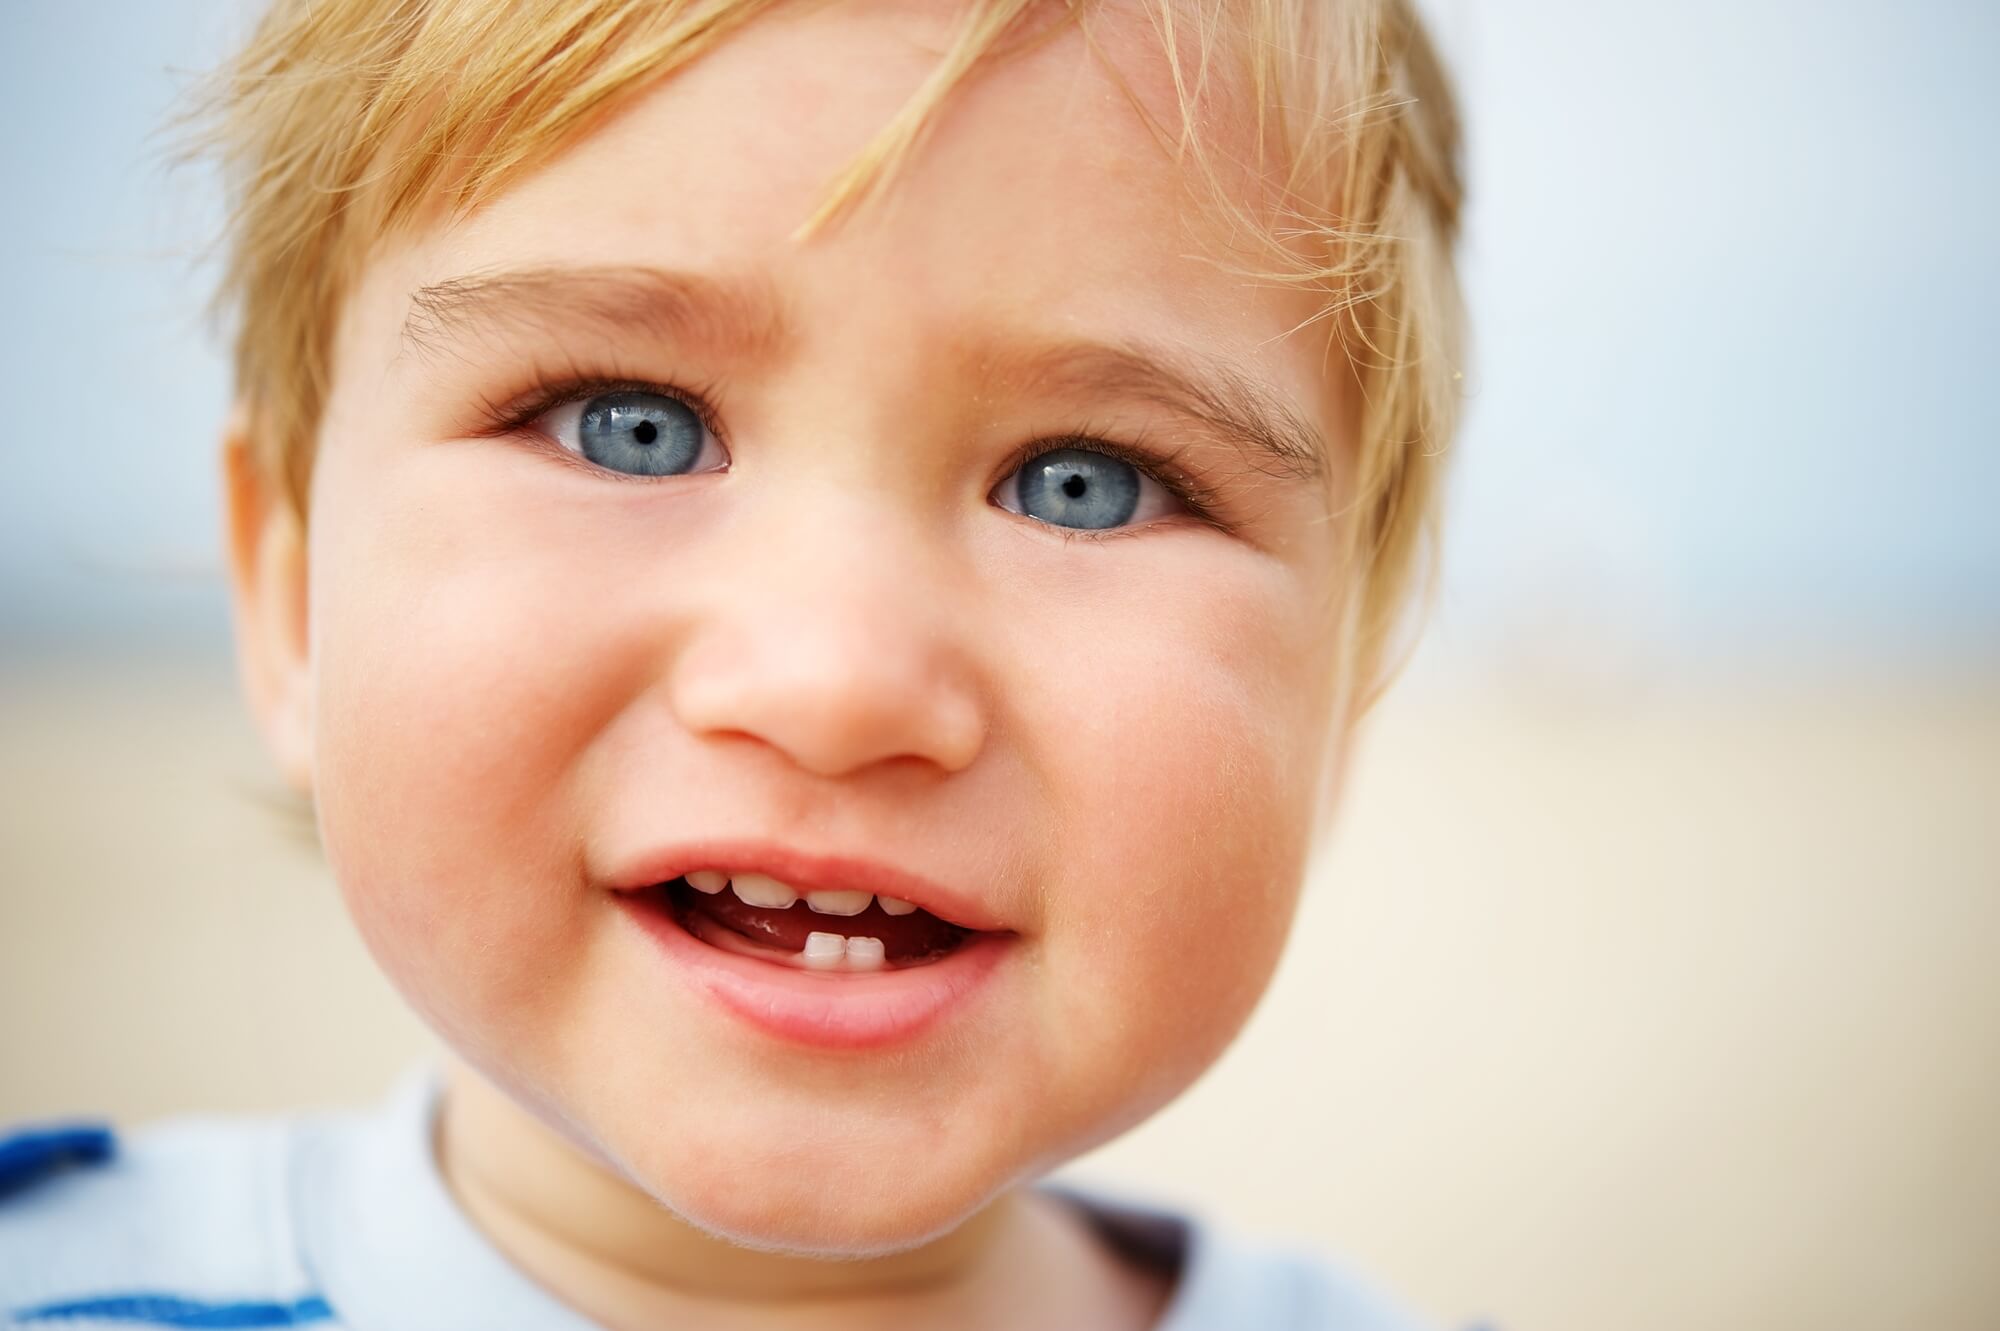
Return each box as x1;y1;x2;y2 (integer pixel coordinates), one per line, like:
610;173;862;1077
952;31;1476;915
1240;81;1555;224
226;2;1364;1327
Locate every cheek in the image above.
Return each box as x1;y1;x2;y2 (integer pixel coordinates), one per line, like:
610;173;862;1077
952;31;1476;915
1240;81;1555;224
303;446;636;1044
1008;546;1337;1129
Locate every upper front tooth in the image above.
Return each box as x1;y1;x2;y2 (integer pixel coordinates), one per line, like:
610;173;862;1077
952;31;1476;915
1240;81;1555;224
686;870;729;894
805;890;873;916
877;896;918;916
731;873;798;909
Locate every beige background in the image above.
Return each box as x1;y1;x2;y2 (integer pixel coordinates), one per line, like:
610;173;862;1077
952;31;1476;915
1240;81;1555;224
4;647;1995;1331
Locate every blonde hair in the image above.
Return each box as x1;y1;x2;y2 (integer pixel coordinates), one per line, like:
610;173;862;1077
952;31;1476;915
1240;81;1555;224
194;0;1464;691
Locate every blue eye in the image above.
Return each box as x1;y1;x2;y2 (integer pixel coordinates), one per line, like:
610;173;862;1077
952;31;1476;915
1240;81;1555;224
1008;447;1145;530
545;390;719;477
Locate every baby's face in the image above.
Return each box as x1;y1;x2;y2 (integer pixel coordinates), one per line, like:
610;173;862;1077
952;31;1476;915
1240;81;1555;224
299;0;1353;1251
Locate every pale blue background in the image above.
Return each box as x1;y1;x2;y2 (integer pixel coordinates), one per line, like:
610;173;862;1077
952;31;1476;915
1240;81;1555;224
2;0;1995;667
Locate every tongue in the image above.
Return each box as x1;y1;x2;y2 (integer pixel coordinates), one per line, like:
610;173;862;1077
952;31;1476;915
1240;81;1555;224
673;883;970;962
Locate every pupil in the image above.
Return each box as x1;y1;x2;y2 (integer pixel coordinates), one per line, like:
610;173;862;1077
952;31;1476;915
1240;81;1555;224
633;420;659;445
1061;474;1087;498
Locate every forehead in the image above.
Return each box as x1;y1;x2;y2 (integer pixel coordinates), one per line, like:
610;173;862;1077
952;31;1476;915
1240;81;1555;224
346;0;1339;470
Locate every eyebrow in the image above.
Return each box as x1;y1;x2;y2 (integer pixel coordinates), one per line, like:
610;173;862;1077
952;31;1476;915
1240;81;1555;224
402;263;788;363
402;263;1326;484
977;340;1327;486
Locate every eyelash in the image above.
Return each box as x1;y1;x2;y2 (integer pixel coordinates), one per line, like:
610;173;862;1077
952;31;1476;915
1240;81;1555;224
476;371;1230;535
476;371;729;460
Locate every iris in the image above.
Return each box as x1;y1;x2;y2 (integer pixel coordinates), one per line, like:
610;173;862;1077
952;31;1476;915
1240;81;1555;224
577;391;705;476
1015;448;1141;530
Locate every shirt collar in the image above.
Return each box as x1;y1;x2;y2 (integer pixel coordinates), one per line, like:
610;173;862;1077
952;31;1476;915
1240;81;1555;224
293;1064;601;1331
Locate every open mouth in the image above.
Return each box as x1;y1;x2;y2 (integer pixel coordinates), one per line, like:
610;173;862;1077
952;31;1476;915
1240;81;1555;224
632;871;980;972
612;855;1016;1046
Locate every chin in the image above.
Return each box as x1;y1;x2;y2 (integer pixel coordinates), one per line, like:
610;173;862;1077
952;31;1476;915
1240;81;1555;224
611;1113;1022;1257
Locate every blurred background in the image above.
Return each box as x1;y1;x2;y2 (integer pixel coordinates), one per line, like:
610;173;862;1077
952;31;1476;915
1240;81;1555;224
2;2;1995;1330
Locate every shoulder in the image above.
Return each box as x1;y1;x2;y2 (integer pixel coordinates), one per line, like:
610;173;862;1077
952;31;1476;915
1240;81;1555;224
0;1109;332;1327
1047;1179;1438;1331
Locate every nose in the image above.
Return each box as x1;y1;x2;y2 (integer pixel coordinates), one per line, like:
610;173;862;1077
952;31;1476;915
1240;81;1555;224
666;502;988;779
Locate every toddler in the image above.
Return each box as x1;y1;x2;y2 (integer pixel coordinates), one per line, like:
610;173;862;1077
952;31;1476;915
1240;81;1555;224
0;0;1465;1327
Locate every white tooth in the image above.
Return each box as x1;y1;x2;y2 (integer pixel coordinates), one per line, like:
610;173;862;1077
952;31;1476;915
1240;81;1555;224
844;936;886;971
803;932;847;970
877;896;918;916
732;873;798;909
805;889;873;916
685;870;729;894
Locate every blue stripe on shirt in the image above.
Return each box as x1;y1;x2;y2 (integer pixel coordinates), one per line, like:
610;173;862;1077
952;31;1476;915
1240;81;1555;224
9;1293;333;1326
0;1125;116;1200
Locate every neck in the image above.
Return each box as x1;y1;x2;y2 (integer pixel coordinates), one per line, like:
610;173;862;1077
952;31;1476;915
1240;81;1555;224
434;1061;1169;1331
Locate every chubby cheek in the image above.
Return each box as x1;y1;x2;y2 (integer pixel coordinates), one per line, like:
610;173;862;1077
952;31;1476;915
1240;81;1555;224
1011;549;1338;1150
304;442;631;1061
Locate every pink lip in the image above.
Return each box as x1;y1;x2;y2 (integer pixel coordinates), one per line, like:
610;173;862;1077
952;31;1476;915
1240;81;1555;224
614;891;1014;1049
604;839;1012;933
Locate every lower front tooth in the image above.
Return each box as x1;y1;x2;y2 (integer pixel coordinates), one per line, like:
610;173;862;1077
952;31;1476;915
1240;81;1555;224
844;936;886;971
803;932;847;970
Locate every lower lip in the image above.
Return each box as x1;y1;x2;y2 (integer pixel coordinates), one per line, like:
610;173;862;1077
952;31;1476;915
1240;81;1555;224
614;893;1013;1050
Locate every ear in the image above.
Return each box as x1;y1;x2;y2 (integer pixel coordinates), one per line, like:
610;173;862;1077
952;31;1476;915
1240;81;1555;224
222;405;314;795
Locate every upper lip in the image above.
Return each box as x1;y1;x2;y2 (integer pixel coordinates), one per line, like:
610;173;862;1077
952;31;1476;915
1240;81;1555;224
605;839;1013;934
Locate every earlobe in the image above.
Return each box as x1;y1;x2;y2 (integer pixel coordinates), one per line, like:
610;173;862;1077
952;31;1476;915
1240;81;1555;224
221;406;314;795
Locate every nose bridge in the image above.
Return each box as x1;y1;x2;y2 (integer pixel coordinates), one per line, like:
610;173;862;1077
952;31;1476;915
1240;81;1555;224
668;483;987;778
